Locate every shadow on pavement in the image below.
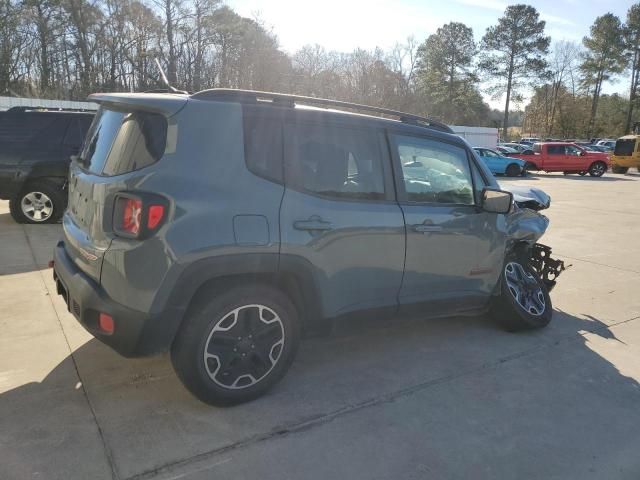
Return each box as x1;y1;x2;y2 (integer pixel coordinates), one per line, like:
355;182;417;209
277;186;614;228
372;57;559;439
1;309;640;480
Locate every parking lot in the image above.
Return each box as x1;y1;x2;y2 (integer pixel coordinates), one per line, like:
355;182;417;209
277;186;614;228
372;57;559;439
2;172;640;480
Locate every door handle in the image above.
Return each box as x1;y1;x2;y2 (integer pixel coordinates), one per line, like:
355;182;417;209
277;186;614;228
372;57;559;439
413;224;442;233
294;216;333;232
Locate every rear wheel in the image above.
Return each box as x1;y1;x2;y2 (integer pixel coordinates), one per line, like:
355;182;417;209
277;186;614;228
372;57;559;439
9;179;66;224
171;284;300;406
589;161;607;177
612;165;629;174
506;163;521;177
490;255;552;332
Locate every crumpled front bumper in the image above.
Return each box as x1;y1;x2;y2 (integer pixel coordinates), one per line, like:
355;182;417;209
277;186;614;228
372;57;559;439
529;243;567;291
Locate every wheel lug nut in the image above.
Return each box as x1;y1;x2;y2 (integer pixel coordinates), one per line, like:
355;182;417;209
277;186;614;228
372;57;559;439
251;345;255;348
242;353;246;357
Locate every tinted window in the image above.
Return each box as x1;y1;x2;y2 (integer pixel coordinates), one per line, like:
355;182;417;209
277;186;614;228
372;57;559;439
63;116;93;146
0;112;58;143
614;138;636;156
394;135;474;205
243;106;283;183
287;123;385;200
79;108;167;176
547;145;564;155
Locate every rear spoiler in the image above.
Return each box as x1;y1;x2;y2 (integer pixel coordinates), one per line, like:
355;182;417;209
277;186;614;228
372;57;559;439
87;93;188;117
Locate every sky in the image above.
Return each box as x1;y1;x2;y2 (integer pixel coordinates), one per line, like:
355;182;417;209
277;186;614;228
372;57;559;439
226;0;635;108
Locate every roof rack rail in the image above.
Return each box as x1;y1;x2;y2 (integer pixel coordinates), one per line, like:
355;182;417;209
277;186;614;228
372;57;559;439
7;106;96;113
191;89;453;134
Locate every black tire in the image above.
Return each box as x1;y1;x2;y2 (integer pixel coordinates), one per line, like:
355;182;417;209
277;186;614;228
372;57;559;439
171;284;300;406
9;179;66;224
588;161;607;177
506;163;521;177
612;165;629;174
578;171;587;176
490;254;552;332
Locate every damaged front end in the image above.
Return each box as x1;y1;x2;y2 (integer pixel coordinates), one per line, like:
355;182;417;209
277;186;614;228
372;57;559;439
502;185;567;291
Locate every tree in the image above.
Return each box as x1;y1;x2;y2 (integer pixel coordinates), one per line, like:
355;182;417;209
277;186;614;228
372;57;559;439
479;4;550;135
580;13;626;137
415;22;484;123
624;3;640;133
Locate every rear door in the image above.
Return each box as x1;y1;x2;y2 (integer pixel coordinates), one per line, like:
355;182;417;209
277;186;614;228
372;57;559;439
390;133;501;313
543;144;565;170
279;114;405;318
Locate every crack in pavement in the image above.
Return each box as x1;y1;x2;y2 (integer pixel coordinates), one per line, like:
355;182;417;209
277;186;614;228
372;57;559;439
554;253;640;276
22;226;122;480
126;313;640;480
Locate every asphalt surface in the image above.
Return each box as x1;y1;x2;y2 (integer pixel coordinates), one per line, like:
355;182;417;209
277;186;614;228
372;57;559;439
2;172;640;480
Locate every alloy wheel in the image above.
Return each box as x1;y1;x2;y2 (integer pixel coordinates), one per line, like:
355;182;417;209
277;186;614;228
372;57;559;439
591;163;606;177
21;191;53;222
504;262;546;316
203;304;285;389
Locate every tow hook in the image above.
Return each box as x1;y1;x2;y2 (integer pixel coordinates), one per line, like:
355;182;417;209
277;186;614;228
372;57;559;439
530;243;568;291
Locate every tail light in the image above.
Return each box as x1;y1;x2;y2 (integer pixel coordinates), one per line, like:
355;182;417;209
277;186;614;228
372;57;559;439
113;193;168;239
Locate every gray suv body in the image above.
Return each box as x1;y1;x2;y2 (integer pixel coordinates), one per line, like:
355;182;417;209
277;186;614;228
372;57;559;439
53;90;564;405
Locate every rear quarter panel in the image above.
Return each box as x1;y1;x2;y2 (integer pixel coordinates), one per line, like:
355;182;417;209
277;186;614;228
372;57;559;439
99;99;285;313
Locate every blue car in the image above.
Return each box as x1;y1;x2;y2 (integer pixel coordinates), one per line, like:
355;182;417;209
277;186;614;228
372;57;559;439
473;147;526;177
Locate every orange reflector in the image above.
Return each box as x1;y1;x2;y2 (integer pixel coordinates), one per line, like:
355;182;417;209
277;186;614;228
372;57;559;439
99;313;115;335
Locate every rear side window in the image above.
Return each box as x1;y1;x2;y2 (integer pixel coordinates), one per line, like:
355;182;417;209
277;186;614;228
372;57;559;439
0;113;60;143
64;116;93;146
547;145;563;155
242;106;284;183
79;108;167;176
286;123;386;200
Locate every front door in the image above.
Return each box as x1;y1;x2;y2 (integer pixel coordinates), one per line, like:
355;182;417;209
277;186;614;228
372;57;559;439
279;116;406;318
390;133;501;314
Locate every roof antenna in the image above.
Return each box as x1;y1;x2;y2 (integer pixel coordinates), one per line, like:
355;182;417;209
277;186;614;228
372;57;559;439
153;58;188;95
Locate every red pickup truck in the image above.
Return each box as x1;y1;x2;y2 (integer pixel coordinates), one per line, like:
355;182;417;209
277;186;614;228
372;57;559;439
513;142;610;177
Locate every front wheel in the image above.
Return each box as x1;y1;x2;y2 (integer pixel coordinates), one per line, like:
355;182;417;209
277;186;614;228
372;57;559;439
171;284;300;406
490;257;552;332
589;161;607;177
611;165;629;174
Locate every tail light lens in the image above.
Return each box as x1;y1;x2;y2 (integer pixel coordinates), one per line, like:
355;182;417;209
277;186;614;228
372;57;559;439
113;193;168;239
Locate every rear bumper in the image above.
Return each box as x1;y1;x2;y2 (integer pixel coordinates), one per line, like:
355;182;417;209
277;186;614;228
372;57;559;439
53;241;183;357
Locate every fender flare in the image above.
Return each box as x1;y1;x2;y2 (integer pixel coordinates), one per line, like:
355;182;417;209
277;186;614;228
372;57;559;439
147;253;324;348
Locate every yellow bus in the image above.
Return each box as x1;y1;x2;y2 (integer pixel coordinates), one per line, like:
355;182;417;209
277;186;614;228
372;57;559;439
611;135;640;173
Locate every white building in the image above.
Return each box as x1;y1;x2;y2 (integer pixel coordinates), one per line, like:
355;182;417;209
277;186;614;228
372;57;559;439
0;96;97;111
451;125;499;149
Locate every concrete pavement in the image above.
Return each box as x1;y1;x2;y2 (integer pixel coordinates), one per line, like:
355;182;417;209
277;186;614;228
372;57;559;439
1;173;640;479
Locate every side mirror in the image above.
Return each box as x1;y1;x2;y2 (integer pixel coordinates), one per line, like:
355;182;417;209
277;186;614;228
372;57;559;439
481;188;513;214
580;150;586;156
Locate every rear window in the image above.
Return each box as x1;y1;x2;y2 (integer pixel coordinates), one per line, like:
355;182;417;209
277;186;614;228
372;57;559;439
78;108;167;176
614;138;636;156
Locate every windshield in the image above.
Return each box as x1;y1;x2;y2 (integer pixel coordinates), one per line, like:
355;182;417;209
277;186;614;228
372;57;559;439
78;107;168;176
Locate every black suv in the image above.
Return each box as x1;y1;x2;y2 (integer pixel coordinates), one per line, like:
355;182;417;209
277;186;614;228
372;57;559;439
53;90;564;405
0;106;94;223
